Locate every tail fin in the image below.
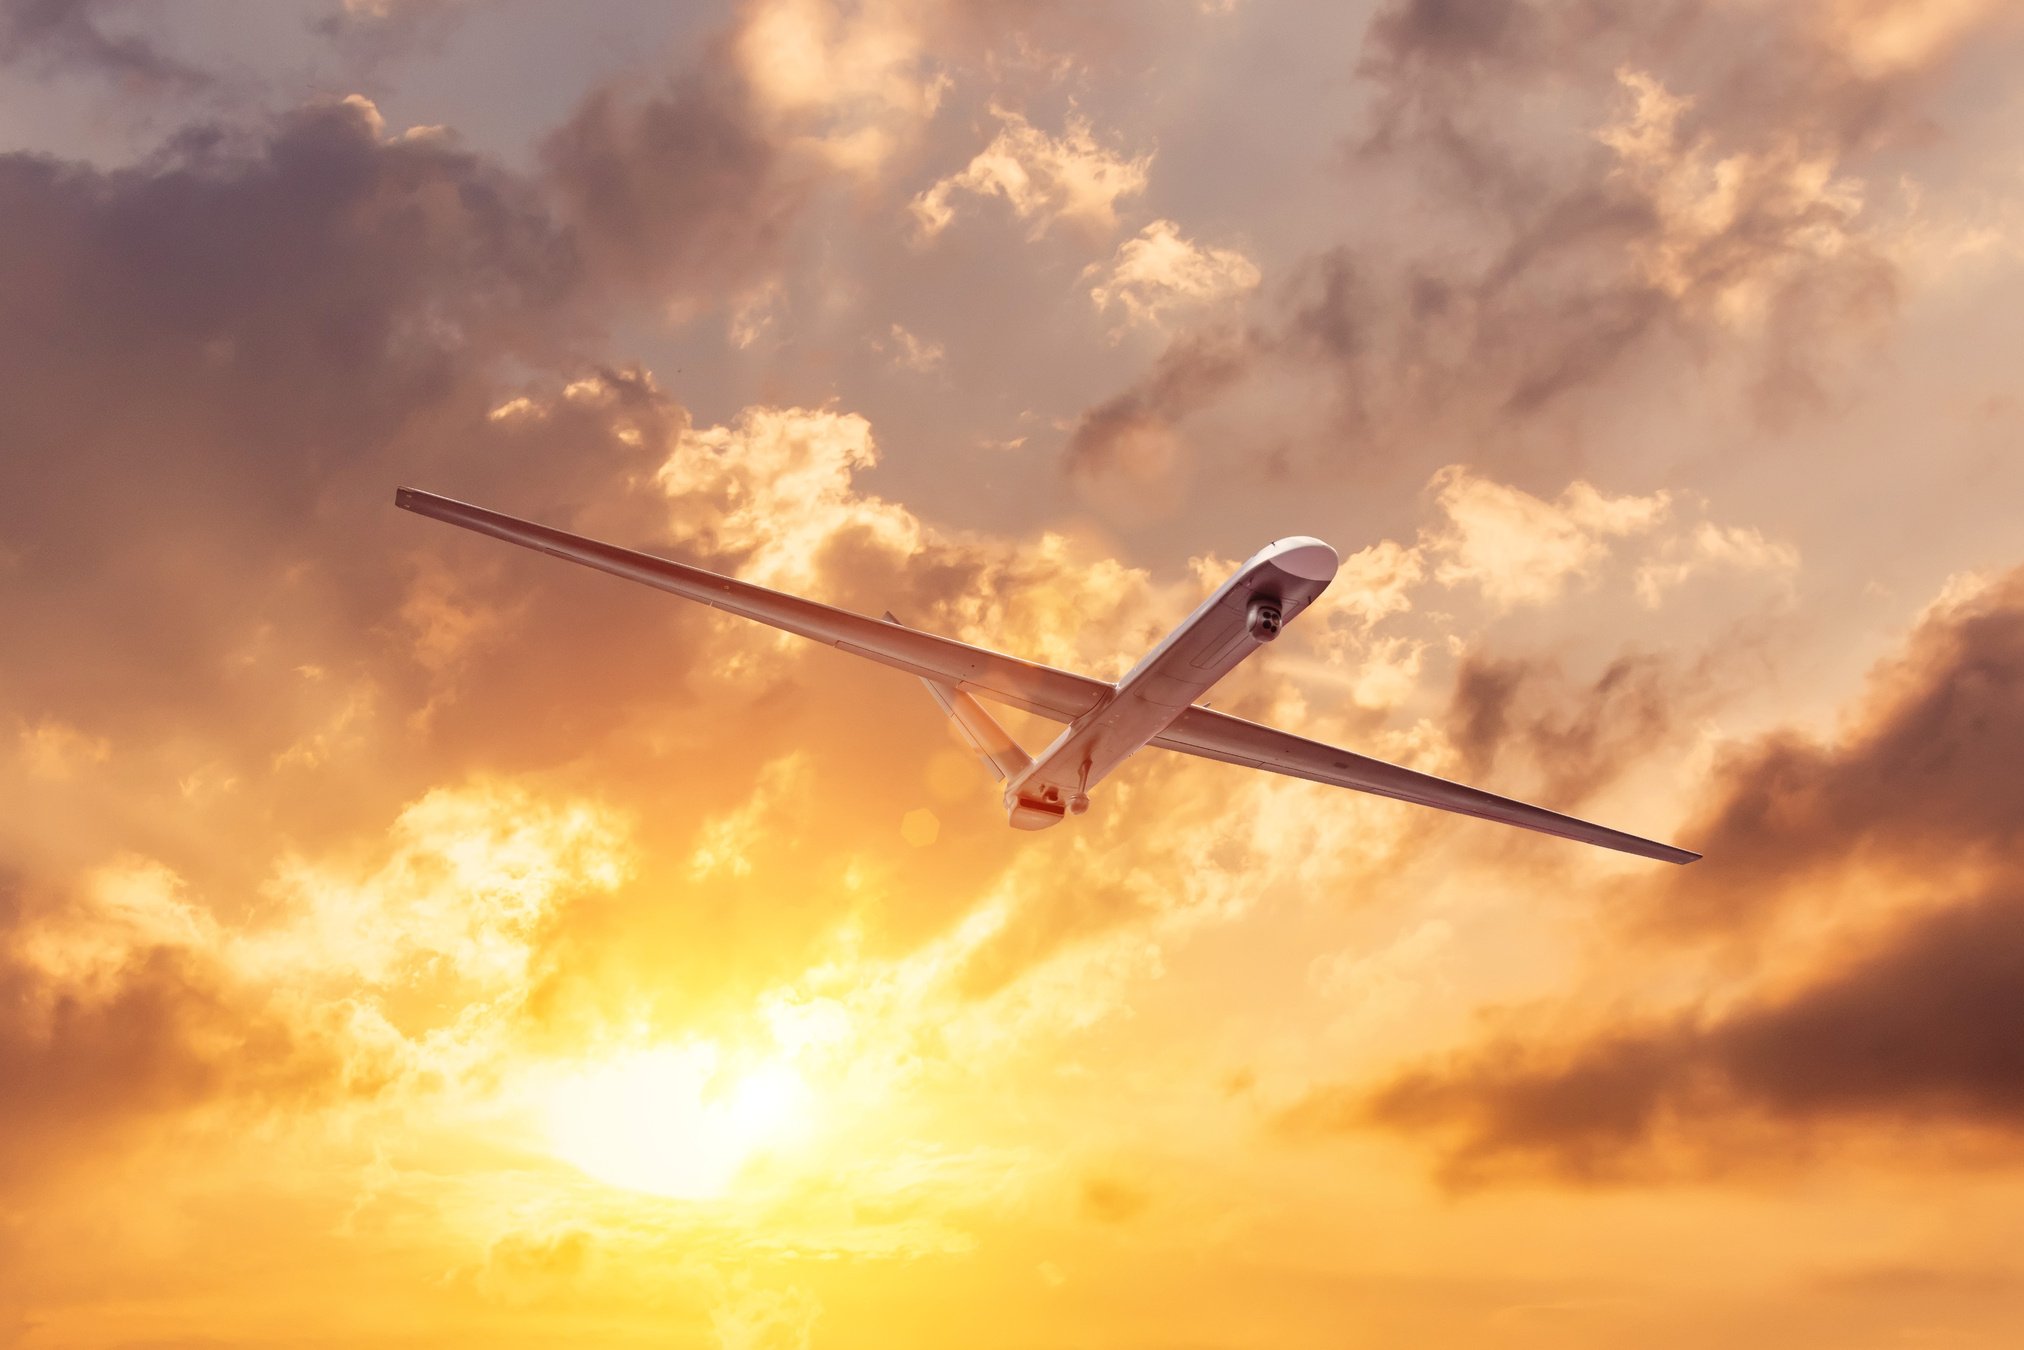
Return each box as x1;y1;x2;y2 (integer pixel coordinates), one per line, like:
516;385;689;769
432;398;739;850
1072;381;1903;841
887;612;1032;782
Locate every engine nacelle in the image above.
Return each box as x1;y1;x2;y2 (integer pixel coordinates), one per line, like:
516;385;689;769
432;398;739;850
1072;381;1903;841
1246;599;1284;642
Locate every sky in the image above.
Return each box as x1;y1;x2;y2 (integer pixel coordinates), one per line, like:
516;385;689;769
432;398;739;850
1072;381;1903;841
4;0;2024;1345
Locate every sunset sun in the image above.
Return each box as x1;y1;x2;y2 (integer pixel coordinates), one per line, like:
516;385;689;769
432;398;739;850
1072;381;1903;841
543;1045;813;1200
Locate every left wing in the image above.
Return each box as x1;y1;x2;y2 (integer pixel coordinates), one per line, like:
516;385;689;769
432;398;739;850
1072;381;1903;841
1150;705;1699;864
395;488;1111;721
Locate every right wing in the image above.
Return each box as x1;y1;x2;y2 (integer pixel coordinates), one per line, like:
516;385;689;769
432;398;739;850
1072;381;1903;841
394;488;1111;721
1151;705;1699;864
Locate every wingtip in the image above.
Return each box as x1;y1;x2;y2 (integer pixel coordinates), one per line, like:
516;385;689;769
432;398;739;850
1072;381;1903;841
394;485;418;511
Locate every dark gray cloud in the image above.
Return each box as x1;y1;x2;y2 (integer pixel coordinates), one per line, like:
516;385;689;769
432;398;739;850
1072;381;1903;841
1060;0;1997;490
542;66;809;305
0;0;207;89
1308;885;2024;1186
1286;567;2024;1184
1655;568;2024;936
1445;649;1718;807
0;84;831;951
1358;0;1975;161
0;96;586;743
1063;325;1253;487
313;0;470;58
0;874;351;1192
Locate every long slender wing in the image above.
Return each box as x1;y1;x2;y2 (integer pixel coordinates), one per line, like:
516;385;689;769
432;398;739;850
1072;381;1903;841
394;488;1110;721
1150;705;1699;864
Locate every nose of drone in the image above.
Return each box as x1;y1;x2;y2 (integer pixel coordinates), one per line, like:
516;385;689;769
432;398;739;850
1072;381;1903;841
1261;536;1339;582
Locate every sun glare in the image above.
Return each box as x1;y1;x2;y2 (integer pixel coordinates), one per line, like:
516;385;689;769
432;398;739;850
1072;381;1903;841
543;1044;811;1200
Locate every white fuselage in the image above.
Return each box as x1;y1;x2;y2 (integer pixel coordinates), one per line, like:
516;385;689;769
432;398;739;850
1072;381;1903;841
1004;537;1338;827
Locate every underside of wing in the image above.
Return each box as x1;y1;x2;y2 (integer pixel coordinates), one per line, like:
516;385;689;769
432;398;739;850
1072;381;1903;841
395;488;1110;721
1150;705;1699;864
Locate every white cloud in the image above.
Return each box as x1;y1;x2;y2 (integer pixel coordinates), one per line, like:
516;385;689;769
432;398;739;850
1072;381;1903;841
1425;466;1673;610
658;406;924;594
1822;0;2010;77
1085;219;1261;335
1330;539;1426;631
736;0;950;175
1634;521;1801;607
877;322;946;372
1296;469;1801;622
1600;69;1867;329
257;781;634;990
911;107;1151;241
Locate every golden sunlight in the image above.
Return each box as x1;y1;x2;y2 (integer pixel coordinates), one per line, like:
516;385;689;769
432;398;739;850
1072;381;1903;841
542;1043;812;1200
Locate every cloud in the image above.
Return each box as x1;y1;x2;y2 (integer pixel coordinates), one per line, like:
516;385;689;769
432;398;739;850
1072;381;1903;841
688;755;814;881
255;779;635;991
875;321;947;372
0;864;339;1190
735;0;950;175
1424;467;1672;610
314;0;472;60
1599;69;1869;329
1634;521;1800;607
0;0;207;88
1008;0;2015;520
1085;219;1261;336
0;94;595;764
1048;12;1925;502
911;106;1151;240
1061;325;1251;491
657;404;924;593
705;1270;821;1350
1293;566;2024;1184
17;719;111;780
1330;885;2024;1186
1329;539;1426;631
1655;566;2024;936
1359;0;2015;158
1822;0;2016;80
1269;0;1936;450
0;96;911;1194
1598;67;1896;419
542;71;810;311
0;759;655;1211
1444;651;1691;805
1277;464;1782;620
